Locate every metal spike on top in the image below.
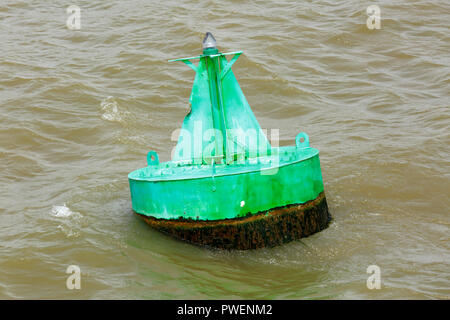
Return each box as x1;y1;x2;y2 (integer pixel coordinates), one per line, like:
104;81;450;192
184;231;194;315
202;32;217;50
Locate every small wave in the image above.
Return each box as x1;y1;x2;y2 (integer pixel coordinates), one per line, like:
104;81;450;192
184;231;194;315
100;96;125;122
51;203;81;218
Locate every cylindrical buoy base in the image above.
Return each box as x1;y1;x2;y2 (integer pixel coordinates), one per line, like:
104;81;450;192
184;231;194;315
137;192;331;250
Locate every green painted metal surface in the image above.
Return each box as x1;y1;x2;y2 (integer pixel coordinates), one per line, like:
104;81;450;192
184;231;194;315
128;33;326;221
170;35;271;164
129;146;325;220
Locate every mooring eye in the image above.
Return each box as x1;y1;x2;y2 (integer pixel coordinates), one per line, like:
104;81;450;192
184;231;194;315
147;151;159;166
296;132;310;148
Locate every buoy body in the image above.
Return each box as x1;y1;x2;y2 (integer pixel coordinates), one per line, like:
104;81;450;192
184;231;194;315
128;33;331;249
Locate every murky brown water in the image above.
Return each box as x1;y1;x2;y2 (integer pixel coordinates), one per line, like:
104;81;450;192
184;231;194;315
0;0;449;299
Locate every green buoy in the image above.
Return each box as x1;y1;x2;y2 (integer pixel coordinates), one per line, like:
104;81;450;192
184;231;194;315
128;33;331;249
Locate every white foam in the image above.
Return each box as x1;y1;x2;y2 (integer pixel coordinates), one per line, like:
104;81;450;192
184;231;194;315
100;96;122;122
51;203;80;218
